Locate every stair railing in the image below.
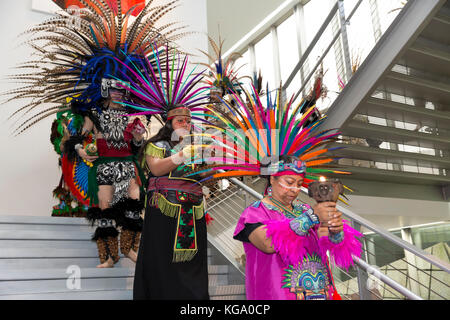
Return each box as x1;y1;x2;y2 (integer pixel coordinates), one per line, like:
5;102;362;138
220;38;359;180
206;176;449;300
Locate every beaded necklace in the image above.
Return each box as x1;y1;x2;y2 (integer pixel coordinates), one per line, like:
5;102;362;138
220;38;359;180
266;197;303;219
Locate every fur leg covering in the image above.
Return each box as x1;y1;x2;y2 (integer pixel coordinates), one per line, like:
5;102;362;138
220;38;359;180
114;198;144;255
114;198;144;232
96;236;120;264
119;229;142;255
87;207;120;264
86;207;119;230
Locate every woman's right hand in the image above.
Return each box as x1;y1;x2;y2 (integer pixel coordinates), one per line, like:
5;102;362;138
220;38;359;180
77;148;98;162
313;202;338;226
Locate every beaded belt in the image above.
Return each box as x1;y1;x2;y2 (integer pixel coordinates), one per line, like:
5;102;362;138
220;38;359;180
147;177;203;196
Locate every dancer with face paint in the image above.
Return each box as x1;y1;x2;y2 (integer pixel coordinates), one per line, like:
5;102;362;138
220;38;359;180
114;46;211;299
182;86;364;300
2;1;185;268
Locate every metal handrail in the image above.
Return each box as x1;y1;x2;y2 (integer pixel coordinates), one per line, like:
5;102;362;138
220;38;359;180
225;175;450;300
230;175;450;273
353;256;422;300
282;1;339;90
362;239;448;299
288;0;364;102
338;204;450;273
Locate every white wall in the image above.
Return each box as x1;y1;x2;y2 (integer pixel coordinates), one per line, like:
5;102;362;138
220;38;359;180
206;0;287;53
0;0;208;216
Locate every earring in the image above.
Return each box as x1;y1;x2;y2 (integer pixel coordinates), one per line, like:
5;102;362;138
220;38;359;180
267;186;273;197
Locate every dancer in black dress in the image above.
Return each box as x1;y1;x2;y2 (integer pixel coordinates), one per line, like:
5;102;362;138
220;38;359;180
115;46;210;299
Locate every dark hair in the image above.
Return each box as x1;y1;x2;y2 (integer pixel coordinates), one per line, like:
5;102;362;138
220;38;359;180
139;117;196;167
148;120;175;145
137;120;173;166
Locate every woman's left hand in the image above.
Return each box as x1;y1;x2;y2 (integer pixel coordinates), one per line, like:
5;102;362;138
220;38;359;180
328;210;344;234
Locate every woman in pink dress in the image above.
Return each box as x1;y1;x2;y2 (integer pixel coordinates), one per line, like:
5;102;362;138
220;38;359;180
233;156;363;300
186;84;364;300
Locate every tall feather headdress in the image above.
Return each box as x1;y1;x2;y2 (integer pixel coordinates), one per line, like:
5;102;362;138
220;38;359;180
3;0;187;135
183;85;350;187
111;44;210;122
198;35;250;98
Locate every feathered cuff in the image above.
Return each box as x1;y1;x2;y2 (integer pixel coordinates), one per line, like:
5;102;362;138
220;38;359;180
319;221;364;271
114;198;144;231
92;226;119;241
264;218;318;268
63;134;85;162
86;207;118;226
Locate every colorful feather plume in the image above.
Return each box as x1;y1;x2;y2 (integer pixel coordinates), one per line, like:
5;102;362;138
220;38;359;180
184;85;350;186
110;44;210;121
197;35;251;97
3;0;187;135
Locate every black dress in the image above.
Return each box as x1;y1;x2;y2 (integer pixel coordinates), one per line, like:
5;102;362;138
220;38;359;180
133;140;209;300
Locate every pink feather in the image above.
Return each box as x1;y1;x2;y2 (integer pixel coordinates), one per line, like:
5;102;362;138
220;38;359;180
264;218;319;268
318;221;364;271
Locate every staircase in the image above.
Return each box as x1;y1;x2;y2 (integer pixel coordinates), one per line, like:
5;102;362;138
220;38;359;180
319;0;450;190
2;0;450;301
0;215;245;300
334;242;450;300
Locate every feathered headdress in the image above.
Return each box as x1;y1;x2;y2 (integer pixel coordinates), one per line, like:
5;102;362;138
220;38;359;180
198;35;250;99
110;44;210;122
3;0;186;135
182;85;350;187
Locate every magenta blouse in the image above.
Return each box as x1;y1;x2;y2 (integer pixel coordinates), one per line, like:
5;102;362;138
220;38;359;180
233;200;363;300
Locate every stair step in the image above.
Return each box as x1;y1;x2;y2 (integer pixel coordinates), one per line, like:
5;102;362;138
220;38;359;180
0;290;247;300
0;267;134;281
211;295;246;300
207;264;229;274
0;289;133;300
0;224;92;232
0;215;246;300
0;282;244;298
0;216;88;225
0;230;92;241
0;277;134;295
0;240;96;249
0;257;136;269
0;248;99;258
0;266;229;278
208;285;245;296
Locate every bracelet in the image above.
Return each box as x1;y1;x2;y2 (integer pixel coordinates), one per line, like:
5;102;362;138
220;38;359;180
304;207;320;226
74;144;83;151
289;215;312;236
328;230;344;244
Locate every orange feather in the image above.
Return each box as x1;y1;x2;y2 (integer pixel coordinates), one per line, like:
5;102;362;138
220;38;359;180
306;158;334;167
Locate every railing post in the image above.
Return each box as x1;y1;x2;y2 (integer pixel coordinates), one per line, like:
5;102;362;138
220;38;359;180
352;220;373;300
248;44;257;81
369;0;382;42
401;228;422;298
243;177;252;208
271;26;282;89
336;0;353;82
